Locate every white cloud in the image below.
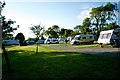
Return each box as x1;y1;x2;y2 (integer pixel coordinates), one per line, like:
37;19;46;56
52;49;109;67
77;8;92;21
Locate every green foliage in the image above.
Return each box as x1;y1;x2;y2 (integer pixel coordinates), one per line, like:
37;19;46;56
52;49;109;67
90;2;117;35
51;25;60;33
81;17;92;34
65;29;75;37
15;33;25;42
59;28;66;37
45;25;60;38
40;36;45;40
30;24;44;37
1;2;19;39
106;22;120;30
2;16;19;39
59;28;75;38
73;25;81;33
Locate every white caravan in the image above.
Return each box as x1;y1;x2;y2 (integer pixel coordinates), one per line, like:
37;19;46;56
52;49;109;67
98;28;120;45
44;38;59;44
71;34;95;45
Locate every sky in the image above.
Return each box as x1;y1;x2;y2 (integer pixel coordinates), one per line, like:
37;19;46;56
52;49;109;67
2;0;119;39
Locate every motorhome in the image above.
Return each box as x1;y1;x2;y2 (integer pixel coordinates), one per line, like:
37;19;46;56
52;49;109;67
71;34;95;45
98;28;120;46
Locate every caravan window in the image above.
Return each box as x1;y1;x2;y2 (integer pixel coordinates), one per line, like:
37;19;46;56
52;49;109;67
83;37;86;39
104;34;107;38
100;33;111;39
106;33;111;38
89;36;93;38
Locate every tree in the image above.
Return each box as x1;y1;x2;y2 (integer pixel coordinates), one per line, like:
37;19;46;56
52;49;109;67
2;16;19;40
15;33;25;44
59;28;66;38
51;25;60;33
1;1;19;39
45;25;60;38
64;29;74;37
1;1;19;72
106;22;120;30
90;2;117;35
30;24;44;54
80;17;92;34
59;28;75;38
73;25;81;33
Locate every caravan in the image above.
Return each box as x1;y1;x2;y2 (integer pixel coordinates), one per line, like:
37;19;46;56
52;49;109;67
71;34;95;45
98;28;120;47
44;38;59;44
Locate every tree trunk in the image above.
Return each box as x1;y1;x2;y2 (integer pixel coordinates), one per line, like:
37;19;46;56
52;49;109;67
96;19;99;35
2;44;12;72
36;43;38;55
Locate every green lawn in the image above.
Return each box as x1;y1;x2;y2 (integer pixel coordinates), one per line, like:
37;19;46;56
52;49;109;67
2;45;120;80
72;44;100;48
72;43;113;48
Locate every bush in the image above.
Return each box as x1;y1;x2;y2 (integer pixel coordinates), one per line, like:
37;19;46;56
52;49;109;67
20;41;27;46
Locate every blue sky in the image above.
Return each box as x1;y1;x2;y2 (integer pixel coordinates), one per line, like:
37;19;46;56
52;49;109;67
2;1;119;39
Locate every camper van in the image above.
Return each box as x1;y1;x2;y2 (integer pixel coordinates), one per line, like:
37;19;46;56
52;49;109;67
98;28;120;47
71;34;95;45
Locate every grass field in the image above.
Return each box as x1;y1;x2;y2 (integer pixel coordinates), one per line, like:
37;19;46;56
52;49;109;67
2;45;120;80
72;44;100;48
72;43;113;48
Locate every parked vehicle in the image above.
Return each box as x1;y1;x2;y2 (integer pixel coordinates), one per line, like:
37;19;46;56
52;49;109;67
44;38;59;44
3;40;19;45
36;40;45;44
26;40;35;45
71;34;95;45
98;28;120;47
59;38;66;42
20;41;27;46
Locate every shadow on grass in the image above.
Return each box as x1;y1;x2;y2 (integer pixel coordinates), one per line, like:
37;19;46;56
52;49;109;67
2;49;120;80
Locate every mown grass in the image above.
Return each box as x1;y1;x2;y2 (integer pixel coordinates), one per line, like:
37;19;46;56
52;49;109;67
72;43;114;48
72;44;100;48
2;45;120;80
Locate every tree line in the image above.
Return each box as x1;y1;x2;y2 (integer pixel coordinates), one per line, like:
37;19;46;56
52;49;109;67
74;2;119;37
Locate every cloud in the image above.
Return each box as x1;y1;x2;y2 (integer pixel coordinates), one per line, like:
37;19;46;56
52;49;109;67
77;8;92;21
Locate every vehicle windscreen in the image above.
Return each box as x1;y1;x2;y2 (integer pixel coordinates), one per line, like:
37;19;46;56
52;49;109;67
73;37;79;40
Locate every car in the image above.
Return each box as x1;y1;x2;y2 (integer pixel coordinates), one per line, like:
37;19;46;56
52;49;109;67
36;40;45;44
26;40;35;45
44;38;59;44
